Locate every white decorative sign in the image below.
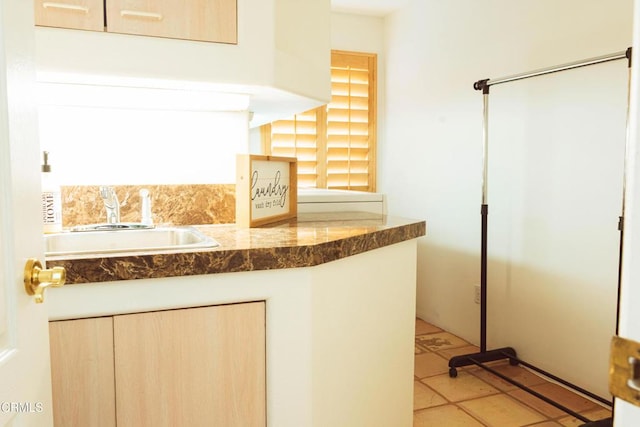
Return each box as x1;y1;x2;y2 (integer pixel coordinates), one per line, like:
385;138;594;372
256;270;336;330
236;155;297;227
249;159;291;220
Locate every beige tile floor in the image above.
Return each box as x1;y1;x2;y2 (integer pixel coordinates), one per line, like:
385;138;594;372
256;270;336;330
414;318;612;427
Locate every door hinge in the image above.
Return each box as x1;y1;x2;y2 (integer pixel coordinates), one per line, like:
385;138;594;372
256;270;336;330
610;335;640;407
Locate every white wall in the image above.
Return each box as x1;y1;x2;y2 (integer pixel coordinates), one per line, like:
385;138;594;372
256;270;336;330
382;0;632;398
38;104;249;185
36;83;250;185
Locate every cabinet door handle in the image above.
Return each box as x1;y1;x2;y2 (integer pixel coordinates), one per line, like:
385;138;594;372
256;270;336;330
120;10;163;20
42;2;89;13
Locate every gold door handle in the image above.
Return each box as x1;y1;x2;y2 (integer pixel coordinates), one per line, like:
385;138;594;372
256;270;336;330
24;258;65;304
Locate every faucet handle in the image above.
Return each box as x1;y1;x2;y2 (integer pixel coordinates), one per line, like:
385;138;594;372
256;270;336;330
99;186;120;224
99;186;112;199
100;186;118;203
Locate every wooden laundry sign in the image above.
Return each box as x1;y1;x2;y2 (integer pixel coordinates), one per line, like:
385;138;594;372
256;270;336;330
236;154;298;227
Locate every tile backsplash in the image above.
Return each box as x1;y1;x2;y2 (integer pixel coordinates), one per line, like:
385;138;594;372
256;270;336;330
61;184;236;227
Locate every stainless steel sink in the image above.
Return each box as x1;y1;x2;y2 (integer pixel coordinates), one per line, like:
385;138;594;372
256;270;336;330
44;226;220;256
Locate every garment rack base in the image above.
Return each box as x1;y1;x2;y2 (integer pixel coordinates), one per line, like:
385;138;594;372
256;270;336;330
449;347;612;424
448;347;517;377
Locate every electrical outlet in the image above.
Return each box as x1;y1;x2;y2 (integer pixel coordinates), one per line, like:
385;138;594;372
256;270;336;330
474;284;481;304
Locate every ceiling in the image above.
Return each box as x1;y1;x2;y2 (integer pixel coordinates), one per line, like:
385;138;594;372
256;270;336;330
330;0;409;16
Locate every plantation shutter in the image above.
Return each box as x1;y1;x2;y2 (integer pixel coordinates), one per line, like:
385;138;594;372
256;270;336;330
326;51;376;191
263;50;377;192
267;109;325;188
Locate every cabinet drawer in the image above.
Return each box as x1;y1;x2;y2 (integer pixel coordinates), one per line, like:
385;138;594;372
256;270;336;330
34;0;104;31
105;0;237;43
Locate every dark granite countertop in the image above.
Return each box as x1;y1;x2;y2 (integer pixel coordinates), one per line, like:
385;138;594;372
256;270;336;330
45;212;426;284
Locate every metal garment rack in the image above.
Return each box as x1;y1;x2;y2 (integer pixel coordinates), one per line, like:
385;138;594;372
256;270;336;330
448;47;632;425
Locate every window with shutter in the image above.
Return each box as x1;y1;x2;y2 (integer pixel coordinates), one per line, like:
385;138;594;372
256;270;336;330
262;50;377;192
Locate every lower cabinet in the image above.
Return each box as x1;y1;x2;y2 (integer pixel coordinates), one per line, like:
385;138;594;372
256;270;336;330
49;301;266;427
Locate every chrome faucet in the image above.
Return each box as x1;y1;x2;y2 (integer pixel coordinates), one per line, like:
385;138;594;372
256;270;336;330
100;186;120;224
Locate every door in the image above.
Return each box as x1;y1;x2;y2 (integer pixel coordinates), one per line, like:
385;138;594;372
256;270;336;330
0;1;55;426
49;318;116;427
614;0;640;424
113;303;266;426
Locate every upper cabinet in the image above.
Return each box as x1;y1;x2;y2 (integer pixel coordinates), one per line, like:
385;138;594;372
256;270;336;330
34;0;237;44
33;0;330;126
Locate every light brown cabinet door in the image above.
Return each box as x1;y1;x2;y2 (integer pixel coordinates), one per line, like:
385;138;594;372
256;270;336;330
34;0;104;31
105;0;237;43
49;317;116;427
113;302;266;427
